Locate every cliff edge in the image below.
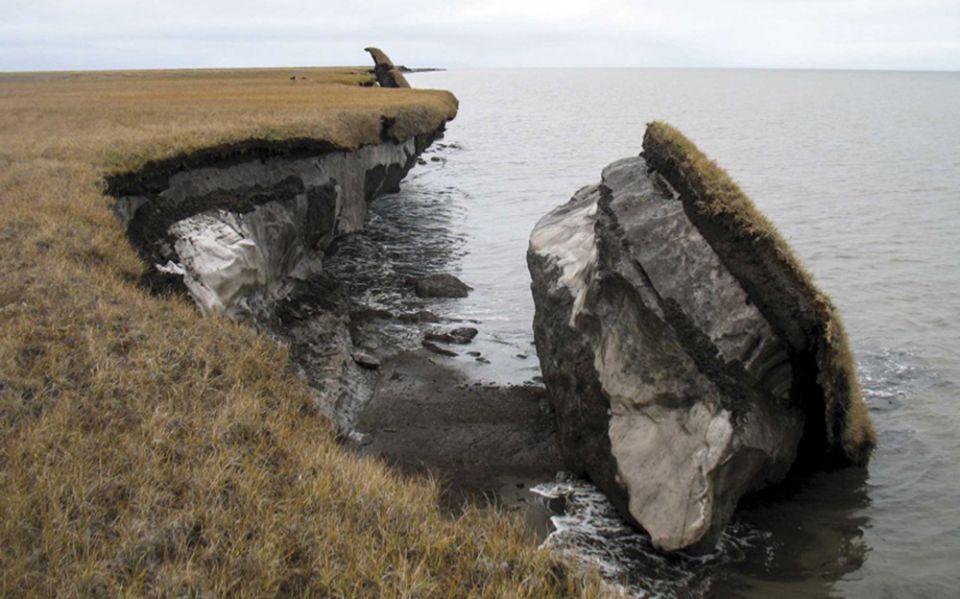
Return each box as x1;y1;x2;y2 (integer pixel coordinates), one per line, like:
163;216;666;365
0;64;601;596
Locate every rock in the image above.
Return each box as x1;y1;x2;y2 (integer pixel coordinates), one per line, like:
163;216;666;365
424;327;478;345
450;327;478;343
346;430;370;445
424;331;452;343
358;338;379;351
527;122;875;553
410;273;472;298
351;352;380;370
421;340;458;357
364;47;411;88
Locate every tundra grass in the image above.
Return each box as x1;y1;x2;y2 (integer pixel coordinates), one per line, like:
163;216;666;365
0;68;602;596
643;121;875;465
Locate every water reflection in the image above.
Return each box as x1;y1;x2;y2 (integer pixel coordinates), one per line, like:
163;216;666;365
718;468;870;597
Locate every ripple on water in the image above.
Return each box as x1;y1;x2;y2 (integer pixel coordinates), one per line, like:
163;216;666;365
531;475;776;598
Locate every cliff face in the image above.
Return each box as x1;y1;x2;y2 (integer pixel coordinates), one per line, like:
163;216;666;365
528;123;874;553
108;129;444;318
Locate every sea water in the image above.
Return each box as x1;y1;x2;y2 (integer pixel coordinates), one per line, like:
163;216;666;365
337;68;960;597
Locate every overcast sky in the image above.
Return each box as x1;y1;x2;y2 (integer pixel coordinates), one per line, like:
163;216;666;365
2;0;958;71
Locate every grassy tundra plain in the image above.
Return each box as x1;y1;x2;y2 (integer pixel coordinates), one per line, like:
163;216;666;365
0;68;601;596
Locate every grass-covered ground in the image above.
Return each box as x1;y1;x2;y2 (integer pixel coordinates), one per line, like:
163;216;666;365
0;68;601;596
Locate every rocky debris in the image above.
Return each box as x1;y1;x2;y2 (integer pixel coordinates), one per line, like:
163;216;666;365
410;273;472;298
349;307;394;322
275;291;366;431
364;47;411;88
351;352;381;370
425;327;478;345
422;340;458;357
398;310;441;323
527;122;874;553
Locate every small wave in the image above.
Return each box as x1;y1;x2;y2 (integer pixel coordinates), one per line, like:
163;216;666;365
532;474;774;598
857;348;937;413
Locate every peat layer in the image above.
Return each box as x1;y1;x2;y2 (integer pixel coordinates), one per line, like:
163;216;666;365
642;122;875;468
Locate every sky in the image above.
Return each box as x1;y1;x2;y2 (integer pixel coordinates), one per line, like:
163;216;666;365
2;0;959;72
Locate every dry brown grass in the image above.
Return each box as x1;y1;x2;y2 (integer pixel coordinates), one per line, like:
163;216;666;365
643;122;876;466
0;68;602;596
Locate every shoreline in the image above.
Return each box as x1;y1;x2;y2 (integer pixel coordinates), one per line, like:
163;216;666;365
348;349;561;539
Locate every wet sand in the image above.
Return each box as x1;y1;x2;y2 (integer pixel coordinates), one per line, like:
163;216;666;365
346;349;564;538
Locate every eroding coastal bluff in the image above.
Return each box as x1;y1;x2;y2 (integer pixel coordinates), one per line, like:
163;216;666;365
528;122;876;552
2;54;610;596
1;46;878;594
108;121;445;319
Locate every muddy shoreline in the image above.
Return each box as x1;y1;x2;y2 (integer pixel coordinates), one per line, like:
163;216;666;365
269;263;566;537
109;124;568;547
348;348;562;535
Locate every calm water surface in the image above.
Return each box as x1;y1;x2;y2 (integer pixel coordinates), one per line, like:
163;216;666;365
364;68;960;597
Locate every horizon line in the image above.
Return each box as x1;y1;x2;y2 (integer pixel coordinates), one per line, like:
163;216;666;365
2;64;958;75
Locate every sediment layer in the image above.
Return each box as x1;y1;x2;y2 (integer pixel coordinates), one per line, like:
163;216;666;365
109;130;443;318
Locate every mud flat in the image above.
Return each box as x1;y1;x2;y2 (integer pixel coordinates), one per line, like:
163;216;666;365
348;349;563;536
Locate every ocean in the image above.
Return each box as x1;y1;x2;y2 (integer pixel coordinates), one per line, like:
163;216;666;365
342;68;960;596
